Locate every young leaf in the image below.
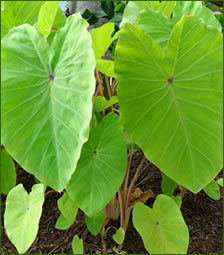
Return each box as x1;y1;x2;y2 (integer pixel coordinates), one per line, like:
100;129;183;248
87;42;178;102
112;227;125;245
203;180;220;200
4;184;45;254
161;174;177;196
115;16;223;193
72;235;84;254
1;149;16;195
133;195;189;254
66;113;127;217
55;214;73;230
85;210;104;236
216;178;223;187
57;193;78;222
1;14;95;192
1;1;44;39
37;1;60;37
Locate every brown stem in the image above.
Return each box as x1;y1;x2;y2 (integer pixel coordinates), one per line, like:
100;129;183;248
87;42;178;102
103;76;112;100
95;69;104;96
118;189;125;227
111;80;118;96
122;143;134;200
125;157;146;209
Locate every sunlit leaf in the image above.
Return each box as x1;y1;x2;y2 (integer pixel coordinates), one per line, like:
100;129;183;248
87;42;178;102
4;184;45;254
115;16;223;193
1;14;95;191
133;195;189;254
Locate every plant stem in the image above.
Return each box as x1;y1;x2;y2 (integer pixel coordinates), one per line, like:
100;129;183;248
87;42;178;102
125;157;146;210
123;143;134;200
95;69;104;96
103;75;112;100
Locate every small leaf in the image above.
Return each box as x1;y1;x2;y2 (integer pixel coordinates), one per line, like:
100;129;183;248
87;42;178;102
58;193;78;222
161;174;177;196
1;149;16;195
72;235;84;254
37;1;60;37
216;178;223;187
4;184;45;254
94;96;118;112
85;210;104;236
203;180;220;200
55;214;73;230
133;195;189;254
112;227;125;245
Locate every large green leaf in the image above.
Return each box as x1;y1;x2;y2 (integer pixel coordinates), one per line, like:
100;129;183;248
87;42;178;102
1;1;44;39
1;149;16;195
133;195;189;254
1;14;95;191
66;113;127;216
4;184;45;254
37;1;60;37
115;16;223;193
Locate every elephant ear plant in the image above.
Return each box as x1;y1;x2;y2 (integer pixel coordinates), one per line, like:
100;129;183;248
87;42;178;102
1;1;223;254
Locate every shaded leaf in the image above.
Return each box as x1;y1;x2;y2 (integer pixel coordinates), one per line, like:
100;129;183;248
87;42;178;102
1;149;16;195
58;193;78;222
203;180;220;200
85;210;104;236
66;113;127;216
112;227;125;245
55;213;73;230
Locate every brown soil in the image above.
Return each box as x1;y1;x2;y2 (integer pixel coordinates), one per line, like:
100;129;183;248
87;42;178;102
1;152;223;254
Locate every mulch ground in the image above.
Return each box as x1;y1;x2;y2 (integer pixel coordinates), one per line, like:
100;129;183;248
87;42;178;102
1;151;223;254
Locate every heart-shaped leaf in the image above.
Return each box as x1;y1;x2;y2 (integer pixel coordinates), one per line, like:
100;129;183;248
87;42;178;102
115;16;223;193
4;184;45;254
133;195;189;254
66;113;127;216
72;235;84;254
1;149;16;195
1;14;95;191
